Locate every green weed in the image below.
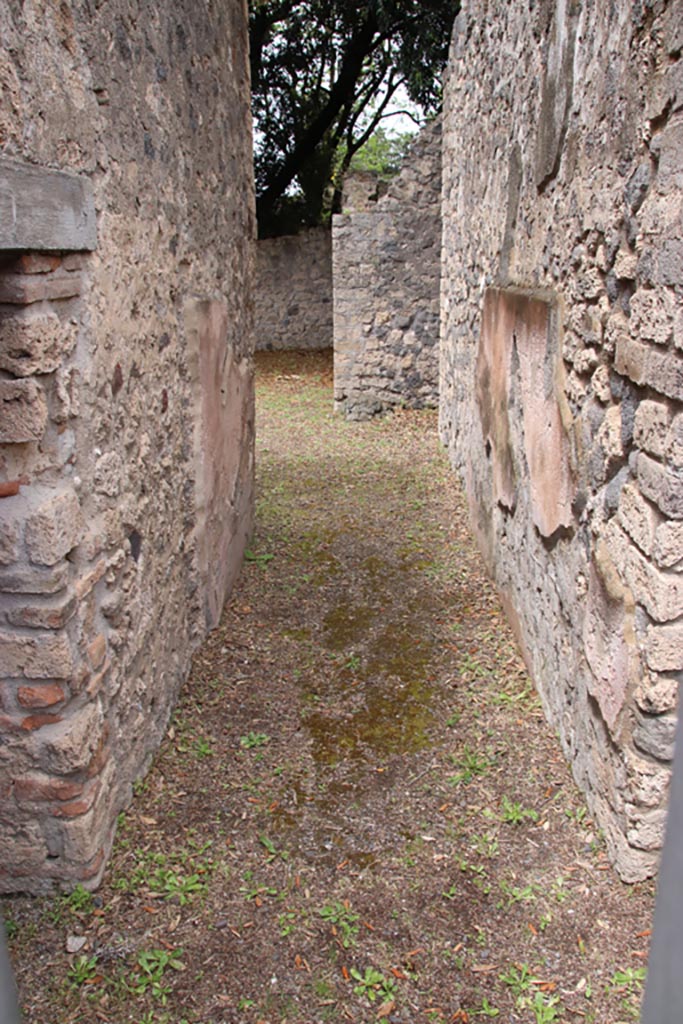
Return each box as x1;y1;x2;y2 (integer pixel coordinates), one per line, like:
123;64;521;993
528;992;562;1023
244;549;275;568
448;747;491;786
48;883;94;925
550;877;570;903
609;967;646;992
240;883;278;901
66;954;98;989
193;736;213;759
259;833;289;862
475;997;500;1017
498;880;537;908
129;947;185;1005
240;732;270;749
471;833;499;858
114;842;213;903
350;966;396;1004
278;910;300;936
500;795;539;825
149;866;207;904
609;966;646;1018
500;962;538;998
318;900;360;948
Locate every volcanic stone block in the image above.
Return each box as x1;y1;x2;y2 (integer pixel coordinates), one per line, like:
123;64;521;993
637;453;683;519
646;622;683;672
634;400;671;459
37;703;104;775
25;488;84;566
0;158;97;252
0;631;73;680
0;379;48;443
0;313;78;377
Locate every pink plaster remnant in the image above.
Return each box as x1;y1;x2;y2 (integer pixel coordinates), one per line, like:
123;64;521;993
476;288;574;537
185;298;253;630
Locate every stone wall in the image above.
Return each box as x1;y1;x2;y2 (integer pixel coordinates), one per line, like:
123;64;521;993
0;0;254;893
255;228;332;350
440;0;683;881
333;120;442;419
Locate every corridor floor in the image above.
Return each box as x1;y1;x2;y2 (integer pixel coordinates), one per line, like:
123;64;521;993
6;351;654;1024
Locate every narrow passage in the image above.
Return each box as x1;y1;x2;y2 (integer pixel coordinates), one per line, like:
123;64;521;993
10;352;654;1023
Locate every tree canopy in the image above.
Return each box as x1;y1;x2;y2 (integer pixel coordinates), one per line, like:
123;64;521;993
347;126;415;179
250;0;459;237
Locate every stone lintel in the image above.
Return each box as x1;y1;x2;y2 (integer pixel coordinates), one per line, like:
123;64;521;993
0;158;97;253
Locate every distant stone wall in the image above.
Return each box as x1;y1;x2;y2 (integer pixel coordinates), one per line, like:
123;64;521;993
333;120;442;419
0;0;254;893
440;0;683;881
255;228;332;350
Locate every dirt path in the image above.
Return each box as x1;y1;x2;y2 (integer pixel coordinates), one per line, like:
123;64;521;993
5;351;654;1024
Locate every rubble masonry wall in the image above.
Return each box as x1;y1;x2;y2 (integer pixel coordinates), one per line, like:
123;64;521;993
255;228;332;350
333;120;442;419
440;0;683;880
0;0;254;892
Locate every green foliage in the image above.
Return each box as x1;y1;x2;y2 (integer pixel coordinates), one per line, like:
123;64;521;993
318;900;360;948
476;998;500;1017
114;841;213;904
48;882;95;924
192;736;213;759
259;833;288;862
609;966;647;992
278;910;299;936
608;966;646;1017
498;880;537;909
529;992;562;1023
351;966;397;1003
129;948;185;1005
448;746;491;786
244;548;275;568
66;954;98;989
148;867;207;904
346;127;414;178
471;832;499;858
240;731;271;749
250;0;459;235
500;962;538;999
500;795;539;825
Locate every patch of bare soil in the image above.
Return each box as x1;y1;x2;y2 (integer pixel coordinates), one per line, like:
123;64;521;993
3;351;654;1024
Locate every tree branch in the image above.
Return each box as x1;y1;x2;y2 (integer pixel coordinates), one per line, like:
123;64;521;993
257;12;379;219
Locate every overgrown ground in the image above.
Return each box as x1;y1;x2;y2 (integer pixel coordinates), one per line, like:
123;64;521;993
3;351;654;1024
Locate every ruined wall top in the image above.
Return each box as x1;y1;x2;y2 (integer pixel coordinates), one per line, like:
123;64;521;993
333;117;442;419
